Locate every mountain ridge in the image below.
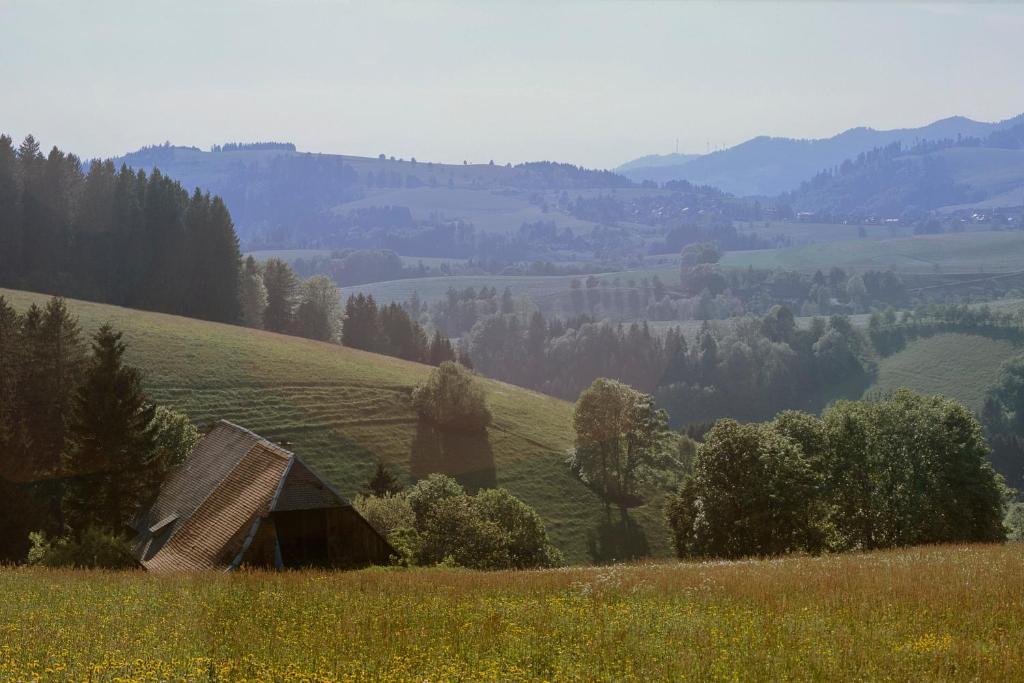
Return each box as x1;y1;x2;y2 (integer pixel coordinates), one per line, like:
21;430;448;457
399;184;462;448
618;113;1024;196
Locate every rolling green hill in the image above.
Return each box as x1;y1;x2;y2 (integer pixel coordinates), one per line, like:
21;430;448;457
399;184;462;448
1;288;666;564
866;333;1020;411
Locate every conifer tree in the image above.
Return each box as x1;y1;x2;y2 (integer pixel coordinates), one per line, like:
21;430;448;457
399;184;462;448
64;325;157;531
262;258;299;332
0;136;22;282
364;461;404;496
428;329;456;366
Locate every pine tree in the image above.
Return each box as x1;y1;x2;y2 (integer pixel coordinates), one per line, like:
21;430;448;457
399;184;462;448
64;325;157;532
20;298;85;474
341;293;384;351
364;461;404;496
0;297;25;480
263;258;299;332
428;330;456;366
0;136;23;283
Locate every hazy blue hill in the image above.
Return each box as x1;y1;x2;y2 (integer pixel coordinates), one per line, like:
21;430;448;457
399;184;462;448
618;114;1024;196
111;145;635;246
785;124;1024;215
616;152;701;172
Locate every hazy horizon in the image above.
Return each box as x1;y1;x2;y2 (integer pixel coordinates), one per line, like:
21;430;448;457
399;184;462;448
4;0;1024;169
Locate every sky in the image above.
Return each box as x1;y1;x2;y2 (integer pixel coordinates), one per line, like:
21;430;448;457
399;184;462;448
3;0;1024;169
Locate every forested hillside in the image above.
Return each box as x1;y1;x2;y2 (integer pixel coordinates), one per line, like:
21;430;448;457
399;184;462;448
783;123;1024;216
0;135;241;323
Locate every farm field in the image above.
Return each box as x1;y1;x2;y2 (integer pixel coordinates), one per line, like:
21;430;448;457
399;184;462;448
867;333;1021;411
738;220;913;245
0;289;663;564
722;231;1024;274
353;265;681;309
245;249;466;270
2;544;1022;680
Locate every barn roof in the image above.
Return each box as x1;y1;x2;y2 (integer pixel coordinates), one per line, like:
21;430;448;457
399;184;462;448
132;420;351;572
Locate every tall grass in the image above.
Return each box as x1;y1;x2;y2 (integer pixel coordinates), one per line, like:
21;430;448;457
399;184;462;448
1;544;1021;681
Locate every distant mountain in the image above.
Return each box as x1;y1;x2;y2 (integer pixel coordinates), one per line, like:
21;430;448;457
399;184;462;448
783;122;1024;216
617;114;1024;196
616;152;700;173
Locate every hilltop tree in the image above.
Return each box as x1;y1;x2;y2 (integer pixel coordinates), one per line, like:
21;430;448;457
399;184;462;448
428;329;456;365
295;275;342;342
0;136;22;280
342;293;384;350
412;361;492;433
262;258;299;333
239;256;267;328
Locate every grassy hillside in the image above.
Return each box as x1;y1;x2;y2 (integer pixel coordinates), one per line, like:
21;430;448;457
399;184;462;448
3;544;1023;680
867;333;1020;411
1;289;666;564
723;231;1024;274
332;185;600;235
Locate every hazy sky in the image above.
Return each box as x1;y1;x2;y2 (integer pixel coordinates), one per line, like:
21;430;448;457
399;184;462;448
3;0;1023;168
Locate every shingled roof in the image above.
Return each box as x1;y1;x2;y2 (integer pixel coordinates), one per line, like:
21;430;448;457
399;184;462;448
132;420;354;572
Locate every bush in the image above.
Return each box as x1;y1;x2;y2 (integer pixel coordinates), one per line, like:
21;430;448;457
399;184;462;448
405;473;466;527
418;495;510;569
27;526;138;569
473;488;563;568
412;362;492;432
358;475;561;569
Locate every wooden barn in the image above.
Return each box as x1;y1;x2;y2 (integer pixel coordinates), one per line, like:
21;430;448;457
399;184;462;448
131;420;393;572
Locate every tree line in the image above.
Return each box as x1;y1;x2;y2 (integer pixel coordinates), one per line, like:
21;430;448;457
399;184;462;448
241;256;462;366
0;135;242;323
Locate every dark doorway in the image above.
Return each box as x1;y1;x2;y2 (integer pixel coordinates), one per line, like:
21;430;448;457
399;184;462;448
274;509;329;567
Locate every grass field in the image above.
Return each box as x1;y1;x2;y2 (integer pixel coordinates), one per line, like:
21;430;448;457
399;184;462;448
867;333;1021;411
0;289;665;564
722;231;1024;274
1;544;1021;680
245;250;467;269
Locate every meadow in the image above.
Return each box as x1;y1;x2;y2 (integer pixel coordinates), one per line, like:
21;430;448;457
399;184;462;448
867;332;1021;411
722;230;1024;274
1;544;1022;681
0;289;665;564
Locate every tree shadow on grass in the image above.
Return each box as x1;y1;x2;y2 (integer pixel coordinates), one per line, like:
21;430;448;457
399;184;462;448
586;510;650;564
409;421;496;493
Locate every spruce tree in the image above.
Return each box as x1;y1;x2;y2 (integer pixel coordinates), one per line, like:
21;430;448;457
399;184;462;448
365;461;404;496
263;258;299;332
0;136;22;283
428;330;456;366
64;325;157;532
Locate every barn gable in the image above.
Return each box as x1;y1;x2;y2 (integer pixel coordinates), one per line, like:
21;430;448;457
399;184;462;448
133;420;393;572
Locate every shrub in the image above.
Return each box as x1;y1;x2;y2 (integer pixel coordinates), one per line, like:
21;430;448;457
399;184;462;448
418;495;510;569
412;362;492;432
359;474;561;569
474;488;563;568
27;527;138;569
